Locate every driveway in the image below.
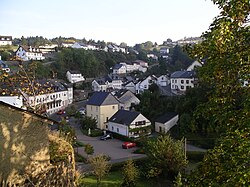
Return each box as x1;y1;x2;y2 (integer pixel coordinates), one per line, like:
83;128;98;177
72;119;146;162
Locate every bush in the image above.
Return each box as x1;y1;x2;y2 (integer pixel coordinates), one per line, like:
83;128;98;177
75;152;87;163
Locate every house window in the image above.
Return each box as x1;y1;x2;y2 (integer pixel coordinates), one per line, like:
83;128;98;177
186;80;189;84
112;106;115;109
117;128;119;133
96;115;98;119
112;126;114;131
181;86;184;89
175;80;177;83
181;80;184;84
96;106;98;112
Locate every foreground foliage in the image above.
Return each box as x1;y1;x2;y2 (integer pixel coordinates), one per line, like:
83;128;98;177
186;0;250;185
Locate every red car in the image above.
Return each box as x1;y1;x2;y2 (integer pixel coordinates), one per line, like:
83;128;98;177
122;142;136;149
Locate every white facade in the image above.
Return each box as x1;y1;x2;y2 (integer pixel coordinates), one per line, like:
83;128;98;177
187;61;202;71
157;75;169;87
0;36;12;46
136;76;156;94
0;96;23;108
26;87;73;115
62;43;74;47
113;64;127;74
155;115;179;133
92;80;108;92
124;82;136;93
39;44;58;54
16;46;45;61
171;77;195;92
108;113;151;138
66;71;85;83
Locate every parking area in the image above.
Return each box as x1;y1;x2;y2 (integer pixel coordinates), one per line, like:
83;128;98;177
74;127;145;162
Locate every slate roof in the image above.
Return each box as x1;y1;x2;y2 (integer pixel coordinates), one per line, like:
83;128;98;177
87;92;120;106
155;112;178;124
113;64;124;70
109;110;141;126
170;70;195;78
113;89;128;98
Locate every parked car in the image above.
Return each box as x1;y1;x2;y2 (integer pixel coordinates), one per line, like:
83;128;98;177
78;108;86;115
100;133;113;140
57;110;65;115
122;142;136;149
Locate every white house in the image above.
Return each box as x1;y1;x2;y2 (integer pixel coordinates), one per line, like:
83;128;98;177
108;110;151;138
0;80;73;115
0;36;12;46
155;112;179;133
62;42;74;48
15;45;45;61
170;71;196;94
187;61;202;71
113;64;127;74
123;81;136;93
71;42;83;49
0;96;23;108
38;44;58;54
147;54;158;60
136;75;157;94
113;89;140;110
157;75;169;87
120;62;140;73
66;70;85;83
92;75;123;92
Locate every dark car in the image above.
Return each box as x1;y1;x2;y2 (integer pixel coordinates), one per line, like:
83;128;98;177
57;110;65;115
122;142;136;149
100;133;113;140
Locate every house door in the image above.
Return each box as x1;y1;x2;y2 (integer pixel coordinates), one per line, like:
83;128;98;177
159;126;162;133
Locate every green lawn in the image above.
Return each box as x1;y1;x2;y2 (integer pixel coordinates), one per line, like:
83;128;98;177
78;171;170;187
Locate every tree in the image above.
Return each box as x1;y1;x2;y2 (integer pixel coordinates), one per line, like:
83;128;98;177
84;143;94;157
122;159;139;187
144;135;188;177
185;0;250;185
89;154;111;187
80;116;97;130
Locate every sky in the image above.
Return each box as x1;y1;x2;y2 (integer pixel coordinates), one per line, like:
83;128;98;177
0;0;220;46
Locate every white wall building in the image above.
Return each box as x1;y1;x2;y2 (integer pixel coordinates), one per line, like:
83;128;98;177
136;76;157;94
157;75;169;87
113;64;127;74
15;46;45;61
155;112;179;133
170;71;196;94
0;36;12;46
66;70;85;83
108;110;151;138
38;44;58;54
187;61;202;71
0;96;23;108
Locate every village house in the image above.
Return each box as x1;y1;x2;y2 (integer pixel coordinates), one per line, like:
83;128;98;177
135;75;157;94
156;75;169;87
186;60;203;71
113;64;127;74
92;74;123;92
155;112;179;133
15;45;45;61
113;89;140;110
86;92;120;129
38;44;58;54
108;110;151;138
0;35;12;46
66;70;85;83
0;80;73;115
170;70;196;95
